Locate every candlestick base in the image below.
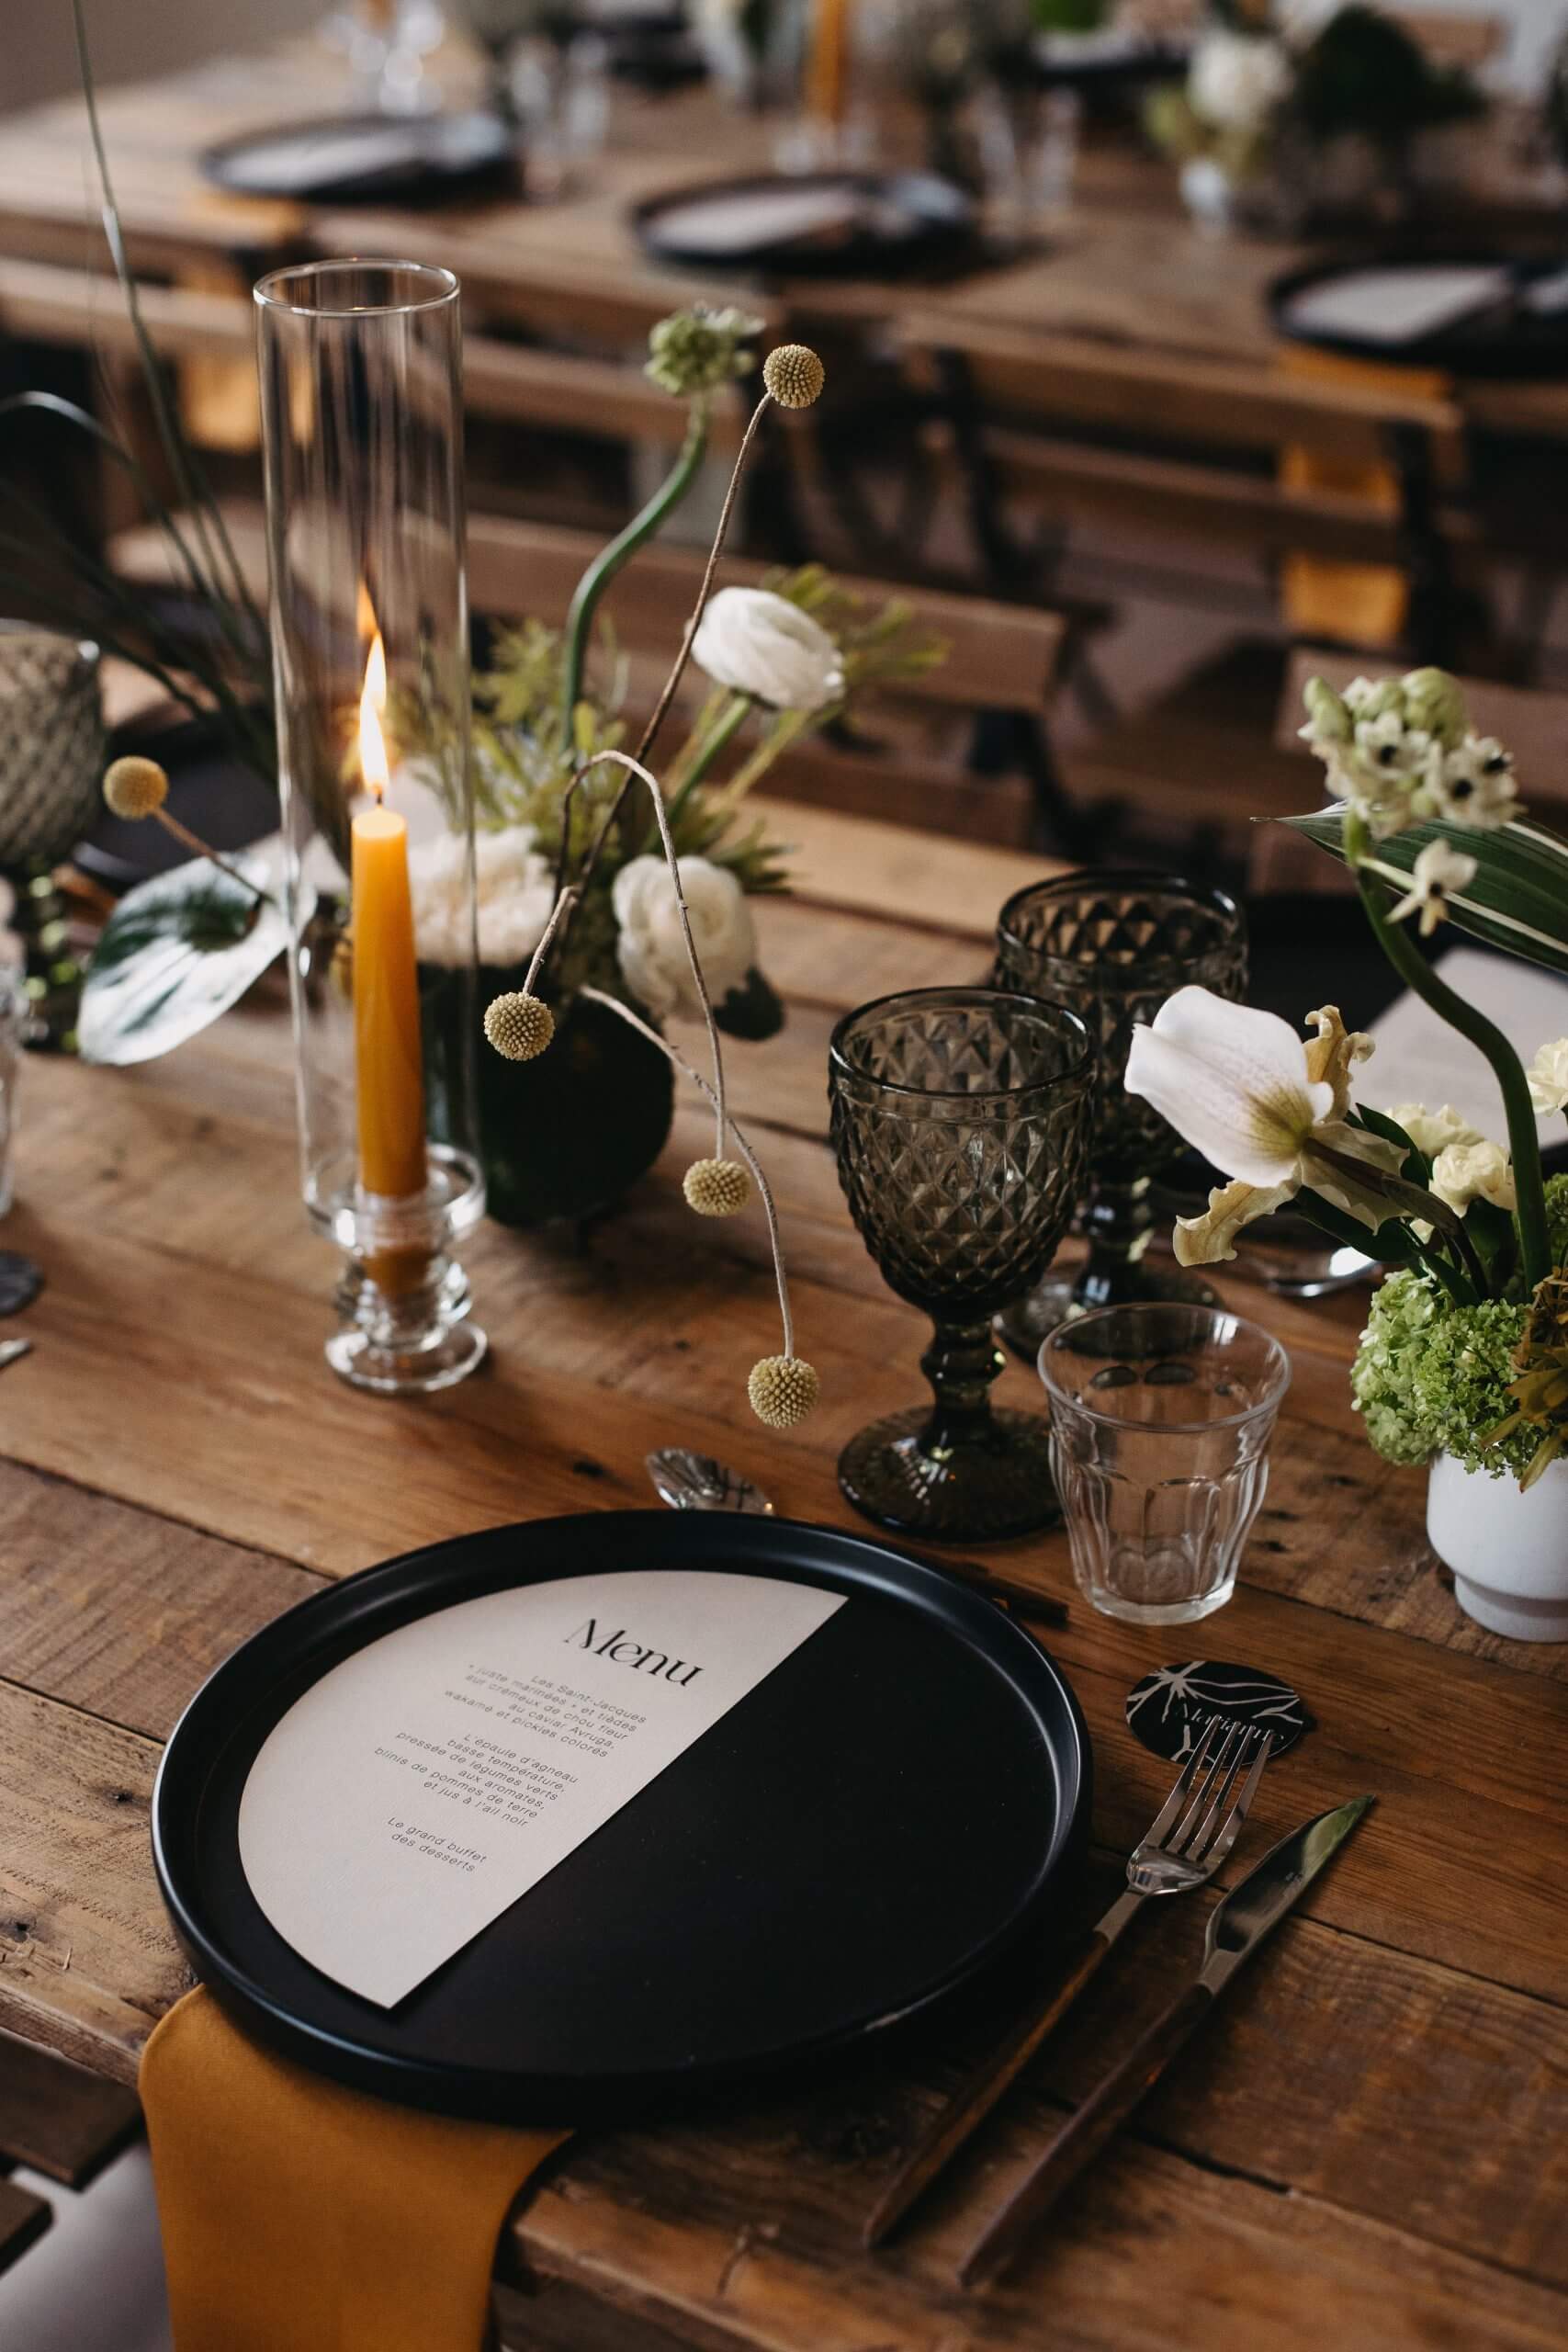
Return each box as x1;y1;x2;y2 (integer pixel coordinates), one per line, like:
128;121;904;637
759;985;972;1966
311;1148;488;1396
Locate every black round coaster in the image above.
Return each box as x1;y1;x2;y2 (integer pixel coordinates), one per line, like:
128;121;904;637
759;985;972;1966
1126;1661;1314;1761
0;1252;42;1316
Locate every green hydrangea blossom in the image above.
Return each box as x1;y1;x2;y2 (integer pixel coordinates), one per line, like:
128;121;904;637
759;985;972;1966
1350;1174;1568;1476
644;307;762;401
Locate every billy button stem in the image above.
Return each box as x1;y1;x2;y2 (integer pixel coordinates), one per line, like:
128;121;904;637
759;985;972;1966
102;758;272;907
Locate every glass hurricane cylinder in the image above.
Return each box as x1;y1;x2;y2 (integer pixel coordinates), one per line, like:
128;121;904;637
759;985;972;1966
256;259;485;1394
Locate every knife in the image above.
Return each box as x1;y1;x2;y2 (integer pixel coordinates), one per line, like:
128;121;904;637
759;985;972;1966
958;1794;1373;2291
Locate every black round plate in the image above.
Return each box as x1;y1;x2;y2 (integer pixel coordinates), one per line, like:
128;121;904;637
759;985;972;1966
633;171;975;278
201;111;514;206
153;1512;1089;2122
1270;252;1568;381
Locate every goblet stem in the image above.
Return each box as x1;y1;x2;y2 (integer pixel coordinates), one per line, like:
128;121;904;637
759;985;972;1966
919;1318;1008;1453
1075;1173;1156;1310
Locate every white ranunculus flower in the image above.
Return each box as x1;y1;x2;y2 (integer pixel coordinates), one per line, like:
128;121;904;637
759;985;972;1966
691;588;844;712
1527;1038;1568;1115
410;825;558;967
1189;31;1292;133
1124;992;1400;1264
1430;1138;1515;1217
613;854;756;1021
1387;1102;1483;1159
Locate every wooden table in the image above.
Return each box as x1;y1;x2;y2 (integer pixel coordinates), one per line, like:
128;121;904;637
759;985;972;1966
2;796;1564;2349
3;39;1566;442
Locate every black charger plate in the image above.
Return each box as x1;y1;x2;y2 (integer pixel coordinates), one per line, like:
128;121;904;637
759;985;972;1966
634;171;975;278
153;1511;1089;2122
1270;253;1568;380
201;110;514;205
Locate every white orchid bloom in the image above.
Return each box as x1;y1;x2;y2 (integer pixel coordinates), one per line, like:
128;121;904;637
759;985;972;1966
1388;839;1477;938
612;853;756;1020
1189;30;1292;131
1125;992;1401;1265
691;588;844;712
1430;1138;1515;1216
1527;1038;1568;1115
1387;1101;1483;1159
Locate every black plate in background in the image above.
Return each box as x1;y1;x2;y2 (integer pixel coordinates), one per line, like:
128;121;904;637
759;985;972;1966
152;1512;1089;2123
201;110;515;205
1270;253;1568;381
634;170;976;278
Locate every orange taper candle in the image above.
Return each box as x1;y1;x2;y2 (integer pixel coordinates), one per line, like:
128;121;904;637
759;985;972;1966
806;0;849;128
352;629;427;1202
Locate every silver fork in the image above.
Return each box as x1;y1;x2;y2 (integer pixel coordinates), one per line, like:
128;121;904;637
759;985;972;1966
863;1713;1274;2248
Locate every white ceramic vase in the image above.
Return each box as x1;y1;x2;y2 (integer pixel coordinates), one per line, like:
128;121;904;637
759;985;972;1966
1426;1453;1568;1643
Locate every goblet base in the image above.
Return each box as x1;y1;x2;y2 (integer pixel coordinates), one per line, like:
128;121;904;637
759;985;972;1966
995;1264;1221;1363
838;1405;1061;1544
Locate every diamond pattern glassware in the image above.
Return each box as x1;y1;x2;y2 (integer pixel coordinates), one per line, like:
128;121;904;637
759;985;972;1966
1040;1303;1290;1623
829;987;1091;1543
993;870;1247;1357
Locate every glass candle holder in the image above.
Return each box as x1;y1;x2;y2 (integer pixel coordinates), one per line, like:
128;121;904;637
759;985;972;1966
829;987;1091;1544
994;870;1247;1357
1040;1303;1290;1624
256;259;485;1394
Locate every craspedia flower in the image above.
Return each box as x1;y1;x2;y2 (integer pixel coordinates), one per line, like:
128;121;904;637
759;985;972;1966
748;1355;819;1429
484;990;555;1062
103;755;169;820
683;1158;750;1218
762;343;825;410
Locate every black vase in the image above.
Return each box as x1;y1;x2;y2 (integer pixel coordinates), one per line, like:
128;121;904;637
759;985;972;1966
471;982;675;1229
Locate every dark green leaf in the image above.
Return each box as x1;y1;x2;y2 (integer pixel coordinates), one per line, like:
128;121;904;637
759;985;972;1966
1282;806;1568;977
1293;1187;1419;1266
79;855;290;1066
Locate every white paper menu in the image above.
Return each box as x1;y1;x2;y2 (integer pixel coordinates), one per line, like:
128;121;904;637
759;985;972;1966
238;1567;845;2007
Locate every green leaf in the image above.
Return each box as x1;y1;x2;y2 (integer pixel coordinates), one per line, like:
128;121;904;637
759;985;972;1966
79;855;290;1067
1293;1187;1420;1265
1282;806;1568;977
713;966;785;1042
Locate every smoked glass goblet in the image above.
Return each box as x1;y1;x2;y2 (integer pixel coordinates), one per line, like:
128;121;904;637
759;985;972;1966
829;987;1092;1544
994;871;1247;1358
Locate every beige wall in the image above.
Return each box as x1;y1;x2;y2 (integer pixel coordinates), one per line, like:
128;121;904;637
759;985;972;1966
0;0;321;116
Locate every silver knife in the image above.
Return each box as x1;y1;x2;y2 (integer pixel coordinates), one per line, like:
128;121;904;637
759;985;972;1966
959;1795;1374;2290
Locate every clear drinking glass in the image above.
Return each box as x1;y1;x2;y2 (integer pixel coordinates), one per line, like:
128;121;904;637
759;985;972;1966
829;987;1092;1544
255;260;485;1394
1041;1303;1291;1624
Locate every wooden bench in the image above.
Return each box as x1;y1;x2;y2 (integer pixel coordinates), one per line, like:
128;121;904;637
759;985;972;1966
107;505;1077;849
897;313;1472;660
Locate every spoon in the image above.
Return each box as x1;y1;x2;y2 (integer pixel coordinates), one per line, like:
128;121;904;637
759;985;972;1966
645;1449;1067;1629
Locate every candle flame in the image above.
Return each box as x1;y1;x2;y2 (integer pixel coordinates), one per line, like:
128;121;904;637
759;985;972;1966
358;627;389;802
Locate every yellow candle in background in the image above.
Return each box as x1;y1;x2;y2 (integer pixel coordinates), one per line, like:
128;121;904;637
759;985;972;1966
352;629;427;1203
806;0;849;128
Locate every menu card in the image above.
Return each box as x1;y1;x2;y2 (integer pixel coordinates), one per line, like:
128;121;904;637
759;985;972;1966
238;1567;845;2007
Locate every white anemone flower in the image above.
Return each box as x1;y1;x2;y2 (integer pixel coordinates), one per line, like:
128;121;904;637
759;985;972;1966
1430;1138;1515;1217
612;853;756;1020
1125;992;1402;1265
691;588;844;712
1527;1038;1568;1115
1388;839;1477;938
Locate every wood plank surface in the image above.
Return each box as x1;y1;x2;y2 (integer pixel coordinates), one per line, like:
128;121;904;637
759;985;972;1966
0;2029;142;2187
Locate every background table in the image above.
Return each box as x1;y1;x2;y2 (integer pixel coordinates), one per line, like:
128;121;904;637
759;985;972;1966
0;797;1564;2350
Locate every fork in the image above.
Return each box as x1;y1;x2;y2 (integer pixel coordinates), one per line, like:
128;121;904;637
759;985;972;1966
862;1713;1273;2248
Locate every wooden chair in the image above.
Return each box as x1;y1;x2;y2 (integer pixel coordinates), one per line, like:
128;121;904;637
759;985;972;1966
0;2030;145;2285
1248;646;1568;893
106;505;1077;849
897;312;1472;663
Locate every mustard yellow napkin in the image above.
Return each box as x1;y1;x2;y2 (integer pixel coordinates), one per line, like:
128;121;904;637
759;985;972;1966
141;1987;568;2352
1278;344;1450;650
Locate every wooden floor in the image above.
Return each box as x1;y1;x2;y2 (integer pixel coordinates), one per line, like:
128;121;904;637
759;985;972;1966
0;796;1564;2348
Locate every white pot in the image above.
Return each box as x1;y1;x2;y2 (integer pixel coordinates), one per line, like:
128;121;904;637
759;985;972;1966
1426;1453;1568;1643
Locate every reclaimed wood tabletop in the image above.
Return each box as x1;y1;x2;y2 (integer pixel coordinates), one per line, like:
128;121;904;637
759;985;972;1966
0;793;1564;2349
3;38;1567;442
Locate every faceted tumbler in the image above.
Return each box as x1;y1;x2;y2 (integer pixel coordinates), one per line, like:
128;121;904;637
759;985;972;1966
1041;1303;1290;1623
